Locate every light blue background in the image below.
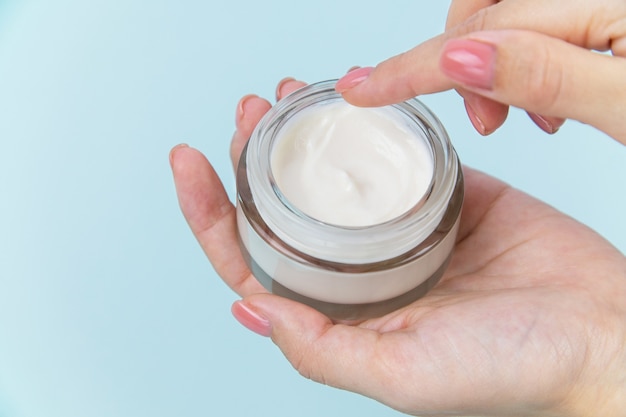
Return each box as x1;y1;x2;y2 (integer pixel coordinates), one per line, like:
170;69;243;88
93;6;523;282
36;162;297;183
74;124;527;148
0;1;623;416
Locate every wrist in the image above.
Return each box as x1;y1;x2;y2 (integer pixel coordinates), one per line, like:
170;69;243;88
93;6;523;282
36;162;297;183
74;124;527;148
565;385;626;417
560;322;626;417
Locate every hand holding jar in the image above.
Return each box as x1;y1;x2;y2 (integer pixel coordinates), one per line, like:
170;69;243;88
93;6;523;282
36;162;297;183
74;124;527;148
170;1;626;416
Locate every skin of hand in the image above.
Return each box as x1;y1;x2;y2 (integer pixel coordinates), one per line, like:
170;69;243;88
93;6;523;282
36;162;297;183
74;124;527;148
336;0;626;143
170;77;626;417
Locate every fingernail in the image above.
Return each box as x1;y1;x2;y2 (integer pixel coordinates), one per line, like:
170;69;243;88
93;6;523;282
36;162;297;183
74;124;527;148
464;99;487;135
346;65;361;73
528;113;565;134
275;77;306;101
335;66;374;93
169;143;189;164
235;94;258;129
275;77;295;101
440;39;496;90
231;301;272;337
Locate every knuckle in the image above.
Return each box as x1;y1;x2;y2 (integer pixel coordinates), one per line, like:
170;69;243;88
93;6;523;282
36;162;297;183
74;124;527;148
288;344;320;382
513;39;564;112
460;7;492;34
292;350;311;379
285;331;334;386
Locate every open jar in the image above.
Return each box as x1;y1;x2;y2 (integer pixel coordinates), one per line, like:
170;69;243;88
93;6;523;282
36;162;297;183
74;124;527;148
236;80;463;321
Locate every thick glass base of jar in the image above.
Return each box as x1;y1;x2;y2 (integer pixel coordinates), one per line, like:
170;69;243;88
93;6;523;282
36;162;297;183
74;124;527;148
238;239;452;322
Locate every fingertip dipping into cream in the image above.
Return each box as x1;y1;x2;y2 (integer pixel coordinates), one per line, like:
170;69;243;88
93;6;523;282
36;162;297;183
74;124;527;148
335;66;374;93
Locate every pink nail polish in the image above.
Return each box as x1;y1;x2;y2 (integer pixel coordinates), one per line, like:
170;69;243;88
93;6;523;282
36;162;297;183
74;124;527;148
440;39;496;90
231;301;272;337
463;100;487;135
169;143;189;164
335;66;374;93
275;77;296;101
235;94;257;129
528;113;565;134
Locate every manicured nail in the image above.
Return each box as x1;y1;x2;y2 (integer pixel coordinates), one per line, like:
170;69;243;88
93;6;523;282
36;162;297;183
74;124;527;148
346;65;361;73
231;301;272;337
235;94;258;129
169;143;189;164
463;99;487;135
335;66;374;93
276;77;296;101
528;113;565;134
275;77;306;101
440;39;496;90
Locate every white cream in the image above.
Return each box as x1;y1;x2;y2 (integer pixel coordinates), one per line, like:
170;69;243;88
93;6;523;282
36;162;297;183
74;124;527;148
270;101;433;227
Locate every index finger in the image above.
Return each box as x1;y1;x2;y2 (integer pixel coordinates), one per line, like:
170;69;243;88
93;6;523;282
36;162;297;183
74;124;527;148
339;0;622;107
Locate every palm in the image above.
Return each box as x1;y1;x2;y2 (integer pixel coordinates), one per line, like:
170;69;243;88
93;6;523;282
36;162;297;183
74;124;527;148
357;168;624;414
170;84;625;416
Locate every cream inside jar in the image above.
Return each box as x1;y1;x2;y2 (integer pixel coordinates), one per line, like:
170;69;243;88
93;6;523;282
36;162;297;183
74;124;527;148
236;80;463;321
271;101;434;227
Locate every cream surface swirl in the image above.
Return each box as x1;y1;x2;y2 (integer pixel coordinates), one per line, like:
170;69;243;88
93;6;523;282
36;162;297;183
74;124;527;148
271;101;433;227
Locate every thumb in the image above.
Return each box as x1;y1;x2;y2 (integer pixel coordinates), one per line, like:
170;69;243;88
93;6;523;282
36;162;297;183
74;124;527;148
439;30;626;144
230;295;399;404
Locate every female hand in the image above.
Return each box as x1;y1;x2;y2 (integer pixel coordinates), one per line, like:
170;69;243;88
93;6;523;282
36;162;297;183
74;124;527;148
170;78;626;417
336;0;626;143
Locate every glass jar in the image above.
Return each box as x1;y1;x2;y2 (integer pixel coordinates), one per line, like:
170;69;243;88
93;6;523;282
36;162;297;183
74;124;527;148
236;80;463;321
